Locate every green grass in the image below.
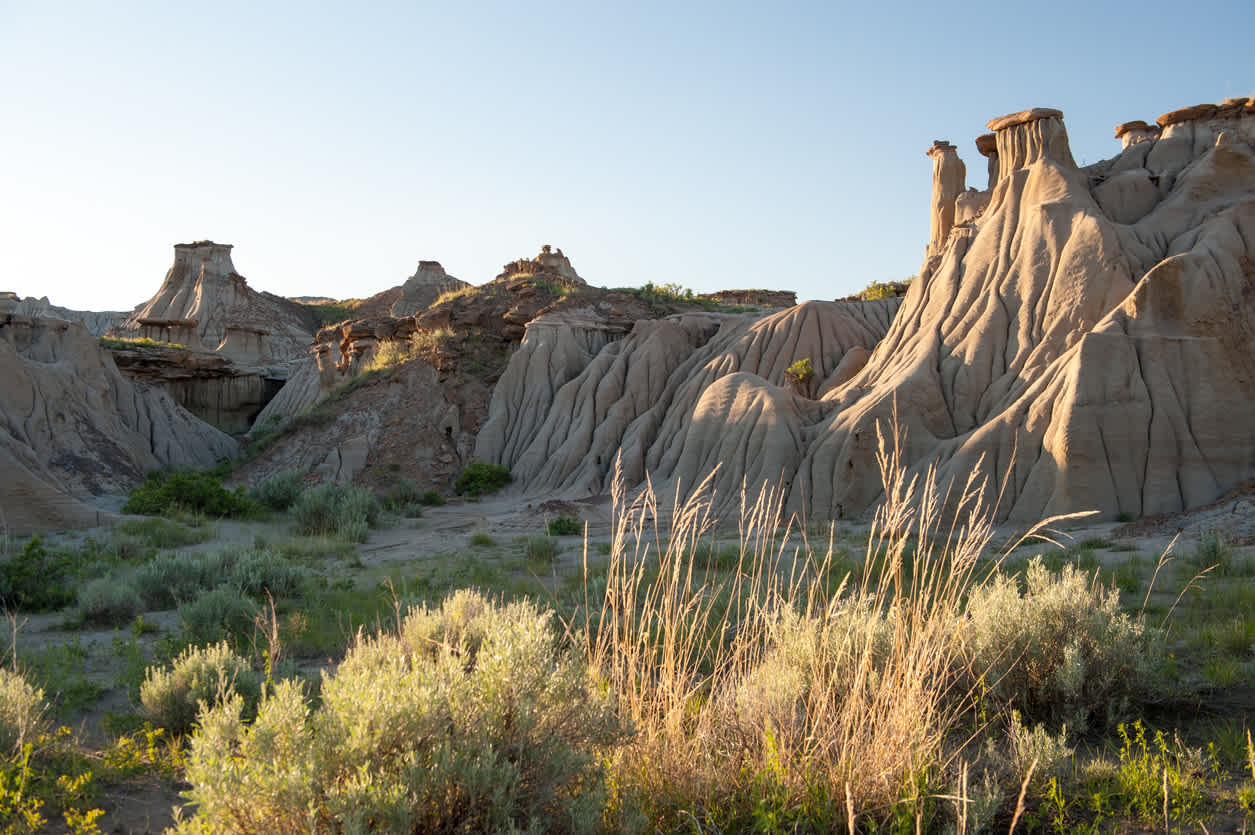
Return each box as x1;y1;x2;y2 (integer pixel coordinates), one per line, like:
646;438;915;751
99;335;190;350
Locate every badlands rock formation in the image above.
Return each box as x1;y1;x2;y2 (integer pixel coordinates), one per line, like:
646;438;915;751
476;299;901;503
114;241;316;361
390;261;470;317
0;293;127;336
1;313;236;533
481;98;1255;522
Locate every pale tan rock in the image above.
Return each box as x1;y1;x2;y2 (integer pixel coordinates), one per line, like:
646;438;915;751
477;100;1255;524
0;314;236;533
1092;169;1160;224
1114;120;1160;149
954;188;991;225
475;300;901;504
988;108;1076;182
8;295;127;336
390;261;470;317
115;242;316;360
925;141;966;259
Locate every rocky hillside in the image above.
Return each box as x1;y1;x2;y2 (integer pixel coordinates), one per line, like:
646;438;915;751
481;98;1255;522
0;312;236;533
236;246;799;495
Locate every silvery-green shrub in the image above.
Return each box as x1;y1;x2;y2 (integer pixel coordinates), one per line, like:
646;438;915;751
140;641;260;736
177;590;624;833
178;586;259;644
0;668;48;755
77;576;143;627
964;557;1150;731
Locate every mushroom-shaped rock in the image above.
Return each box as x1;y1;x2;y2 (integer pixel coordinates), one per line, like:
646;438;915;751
1156;104;1218;128
986;108;1075;182
1114;120;1160;149
975;133;998;188
925;141;966;259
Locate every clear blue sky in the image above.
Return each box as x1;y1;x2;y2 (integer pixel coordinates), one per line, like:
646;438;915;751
2;1;1251;312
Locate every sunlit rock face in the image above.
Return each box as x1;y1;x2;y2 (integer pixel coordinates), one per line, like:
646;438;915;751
113;241;316;361
477;99;1255;524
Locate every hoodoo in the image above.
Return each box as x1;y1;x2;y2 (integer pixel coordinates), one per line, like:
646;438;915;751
480;99;1255;523
113;241;316;361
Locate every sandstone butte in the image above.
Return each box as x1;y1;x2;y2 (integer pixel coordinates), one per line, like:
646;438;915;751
477;99;1255;522
3;97;1254;532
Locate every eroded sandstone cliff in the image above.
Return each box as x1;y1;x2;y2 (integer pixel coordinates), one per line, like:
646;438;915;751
478;98;1255;522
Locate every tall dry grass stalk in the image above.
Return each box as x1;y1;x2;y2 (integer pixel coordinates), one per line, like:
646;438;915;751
585;426;1015;827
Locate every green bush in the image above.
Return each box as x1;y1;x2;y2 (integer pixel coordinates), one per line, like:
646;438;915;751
123;470;256;518
292;484;380;541
547;516;582;536
0;537;78;612
140;642;260;737
419;489;445;507
250;470;306;512
227;550;307;600
177;590;623;833
178;587;260;645
133;548;305;614
76;577;143;627
0;668;48;756
134;552;230;610
455;461;512;497
963;557;1151;731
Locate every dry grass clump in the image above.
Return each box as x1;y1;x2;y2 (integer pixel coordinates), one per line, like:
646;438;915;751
587;436;999;829
584;432;1143;831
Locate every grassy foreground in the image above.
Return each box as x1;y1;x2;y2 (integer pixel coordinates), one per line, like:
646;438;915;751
1;437;1253;832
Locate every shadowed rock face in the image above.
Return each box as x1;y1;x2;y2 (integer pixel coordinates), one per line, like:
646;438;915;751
0;314;237;533
113;241;316;361
478;100;1255;523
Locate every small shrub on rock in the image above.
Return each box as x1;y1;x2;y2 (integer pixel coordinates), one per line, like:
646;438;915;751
177;590;623;833
455;461;512;497
140;642;260;736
